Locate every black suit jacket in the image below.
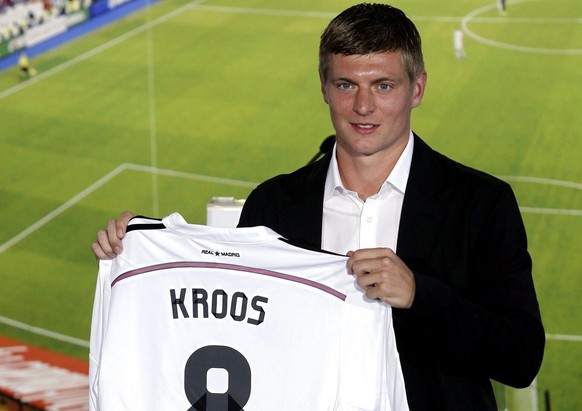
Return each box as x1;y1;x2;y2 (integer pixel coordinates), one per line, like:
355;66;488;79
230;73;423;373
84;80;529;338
238;135;545;411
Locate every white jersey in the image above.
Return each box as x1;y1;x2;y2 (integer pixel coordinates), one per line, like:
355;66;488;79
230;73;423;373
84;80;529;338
89;213;408;411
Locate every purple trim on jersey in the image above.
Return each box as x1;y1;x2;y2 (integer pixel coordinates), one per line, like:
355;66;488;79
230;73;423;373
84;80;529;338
111;261;347;301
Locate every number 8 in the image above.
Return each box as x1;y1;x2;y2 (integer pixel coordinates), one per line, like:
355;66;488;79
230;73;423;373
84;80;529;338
184;345;252;411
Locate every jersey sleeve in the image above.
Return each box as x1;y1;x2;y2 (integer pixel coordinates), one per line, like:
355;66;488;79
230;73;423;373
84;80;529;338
88;259;114;411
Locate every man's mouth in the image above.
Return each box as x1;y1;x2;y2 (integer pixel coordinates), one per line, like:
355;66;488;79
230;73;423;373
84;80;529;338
352;123;378;132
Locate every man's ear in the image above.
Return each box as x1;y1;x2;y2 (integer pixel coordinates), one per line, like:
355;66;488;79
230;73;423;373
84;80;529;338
412;71;427;108
319;70;329;104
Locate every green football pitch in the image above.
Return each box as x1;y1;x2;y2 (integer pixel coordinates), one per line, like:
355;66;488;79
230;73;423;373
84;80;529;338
0;0;580;409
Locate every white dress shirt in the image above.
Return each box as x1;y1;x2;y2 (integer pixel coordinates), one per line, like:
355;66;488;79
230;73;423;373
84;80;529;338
322;132;414;254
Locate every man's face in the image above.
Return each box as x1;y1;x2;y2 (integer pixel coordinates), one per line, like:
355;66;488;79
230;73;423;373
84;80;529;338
320;52;426;162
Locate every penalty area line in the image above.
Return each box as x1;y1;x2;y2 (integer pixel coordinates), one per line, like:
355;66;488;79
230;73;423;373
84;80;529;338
0;164;128;255
0;163;257;255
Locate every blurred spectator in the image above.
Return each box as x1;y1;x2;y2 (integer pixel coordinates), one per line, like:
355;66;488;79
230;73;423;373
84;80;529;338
18;50;36;78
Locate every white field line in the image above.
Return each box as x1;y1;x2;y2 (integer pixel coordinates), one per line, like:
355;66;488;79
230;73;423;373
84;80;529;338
192;5;336;19
499;175;582;216
124;163;258;188
194;5;581;25
460;17;581;24
461;0;582;55
498;176;582;190
0;163;257;255
0;315;90;348
0;164;127;254
519;207;582;216
546;333;582;342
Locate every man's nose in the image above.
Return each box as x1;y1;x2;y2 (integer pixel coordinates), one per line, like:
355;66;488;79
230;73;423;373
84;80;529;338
353;88;375;115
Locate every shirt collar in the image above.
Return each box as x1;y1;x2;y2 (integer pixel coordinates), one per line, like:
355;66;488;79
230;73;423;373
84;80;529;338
324;131;414;200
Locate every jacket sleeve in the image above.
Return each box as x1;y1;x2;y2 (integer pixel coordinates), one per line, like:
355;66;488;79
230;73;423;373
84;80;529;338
394;183;544;388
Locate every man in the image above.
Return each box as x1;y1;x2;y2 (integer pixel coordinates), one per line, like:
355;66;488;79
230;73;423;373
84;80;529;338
93;4;544;410
18;51;36;79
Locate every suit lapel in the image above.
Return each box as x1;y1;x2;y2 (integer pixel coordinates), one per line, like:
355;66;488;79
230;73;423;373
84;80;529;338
278;153;331;249
397;136;449;268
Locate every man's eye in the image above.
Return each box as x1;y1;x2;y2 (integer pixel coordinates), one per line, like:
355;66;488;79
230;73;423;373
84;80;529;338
379;83;391;91
338;82;352;90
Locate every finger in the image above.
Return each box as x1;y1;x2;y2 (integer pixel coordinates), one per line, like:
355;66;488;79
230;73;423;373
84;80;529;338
354;274;386;302
350;257;389;278
351;247;394;260
355;270;378;287
106;219;124;255
117;211;134;238
347;248;393;273
93;229;116;259
91;240;112;263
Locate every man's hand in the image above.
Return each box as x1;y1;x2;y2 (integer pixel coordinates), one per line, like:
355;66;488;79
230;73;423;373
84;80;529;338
347;248;416;308
91;211;134;261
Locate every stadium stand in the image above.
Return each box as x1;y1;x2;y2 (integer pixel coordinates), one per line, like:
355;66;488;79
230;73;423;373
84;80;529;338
0;0;151;69
0;336;88;411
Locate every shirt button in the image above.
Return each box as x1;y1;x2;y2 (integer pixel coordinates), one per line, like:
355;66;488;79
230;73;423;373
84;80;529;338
365;216;373;223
